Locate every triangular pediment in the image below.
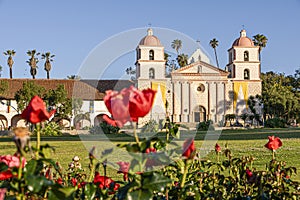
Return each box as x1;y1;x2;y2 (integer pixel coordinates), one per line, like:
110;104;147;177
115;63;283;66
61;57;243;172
172;61;228;75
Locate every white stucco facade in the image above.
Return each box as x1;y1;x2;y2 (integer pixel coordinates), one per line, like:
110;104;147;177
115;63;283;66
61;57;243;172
136;28;262;125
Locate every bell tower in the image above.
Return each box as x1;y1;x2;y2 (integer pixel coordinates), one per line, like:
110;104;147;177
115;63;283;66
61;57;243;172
226;29;262;115
135;28;165;81
227;29;260;81
135;28;170;125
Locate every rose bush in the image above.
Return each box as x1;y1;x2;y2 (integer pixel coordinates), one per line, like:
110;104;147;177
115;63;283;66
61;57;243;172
0;91;299;199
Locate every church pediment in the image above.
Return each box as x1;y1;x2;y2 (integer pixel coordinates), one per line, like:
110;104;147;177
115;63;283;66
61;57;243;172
172;61;228;75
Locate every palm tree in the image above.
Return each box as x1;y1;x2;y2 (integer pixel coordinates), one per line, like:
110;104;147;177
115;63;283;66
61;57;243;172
177;53;188;68
253;34;268;76
3;50;16;79
41;52;55;79
67;75;81;80
26;50;40;79
209;38;220;68
252;34;268;61
171;39;182;54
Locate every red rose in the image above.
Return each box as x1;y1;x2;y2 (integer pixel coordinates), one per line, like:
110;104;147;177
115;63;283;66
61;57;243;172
93;172;119;191
265;136;282;151
116;162;130;181
246;169;253;178
215;143;221;153
78;181;87;188
104;89;132;127
128;87;156;120
0;188;7;200
0;155;26;168
71;177;77;187
103;86;156;127
0;170;13;180
182;138;196;159
56;177;63;185
21;96;56;124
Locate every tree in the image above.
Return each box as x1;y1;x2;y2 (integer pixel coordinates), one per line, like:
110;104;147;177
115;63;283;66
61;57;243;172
67;75;81;80
26;50;40;79
209;38;220;68
247;95;263;126
253;34;268;75
171;39;182;54
225;114;236;126
15;82;72;121
3;50;16;79
240;113;248;127
165;53;178;77
125;66;136;81
261;71;300;123
252;34;268;61
72;98;83;116
177;53;188;68
15;81;46;111
74;112;90;127
44;84;72;121
41;52;55;79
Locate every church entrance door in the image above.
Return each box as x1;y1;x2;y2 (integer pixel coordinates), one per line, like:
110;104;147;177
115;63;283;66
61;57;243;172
193;106;206;122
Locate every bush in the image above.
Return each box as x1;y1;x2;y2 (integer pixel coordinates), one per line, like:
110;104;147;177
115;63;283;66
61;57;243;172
89;122;120;134
33;122;62;136
141;119;159;133
197;120;214;131
265;117;287;128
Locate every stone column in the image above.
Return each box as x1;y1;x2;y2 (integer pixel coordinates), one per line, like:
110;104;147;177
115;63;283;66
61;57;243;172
174;81;181;122
206;82;210;121
223;82;226;121
188;81;193;123
215;82;218;123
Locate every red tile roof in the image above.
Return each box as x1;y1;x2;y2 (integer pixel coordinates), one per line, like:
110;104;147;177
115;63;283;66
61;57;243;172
0;79;134;100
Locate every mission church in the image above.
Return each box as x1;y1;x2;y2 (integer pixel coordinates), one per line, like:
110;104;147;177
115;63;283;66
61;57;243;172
0;28;261;129
136;28;262;125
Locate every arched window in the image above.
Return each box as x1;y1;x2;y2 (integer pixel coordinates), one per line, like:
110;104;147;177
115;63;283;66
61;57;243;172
149;68;155;79
149;50;154;60
244;51;249;61
244;69;250;80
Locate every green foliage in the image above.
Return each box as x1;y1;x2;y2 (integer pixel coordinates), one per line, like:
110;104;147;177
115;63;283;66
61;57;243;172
15;83;72;120
67;75;81;80
262;71;300;123
162;151;300;199
74;112;90;125
15;81;46;111
197;120;214;131
141;119;159;133
72;98;83;115
265;117;287;128
33;122;62;136
177;53;188;68
45;84;72;121
89;122;120;134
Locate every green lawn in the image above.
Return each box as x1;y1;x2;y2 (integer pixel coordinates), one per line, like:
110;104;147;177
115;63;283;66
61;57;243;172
1;128;300;181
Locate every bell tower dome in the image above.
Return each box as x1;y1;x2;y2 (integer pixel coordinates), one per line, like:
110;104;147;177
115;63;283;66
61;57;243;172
226;29;260;81
135;28;165;80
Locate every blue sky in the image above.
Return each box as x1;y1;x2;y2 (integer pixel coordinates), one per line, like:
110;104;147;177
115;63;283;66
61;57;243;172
0;0;299;79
